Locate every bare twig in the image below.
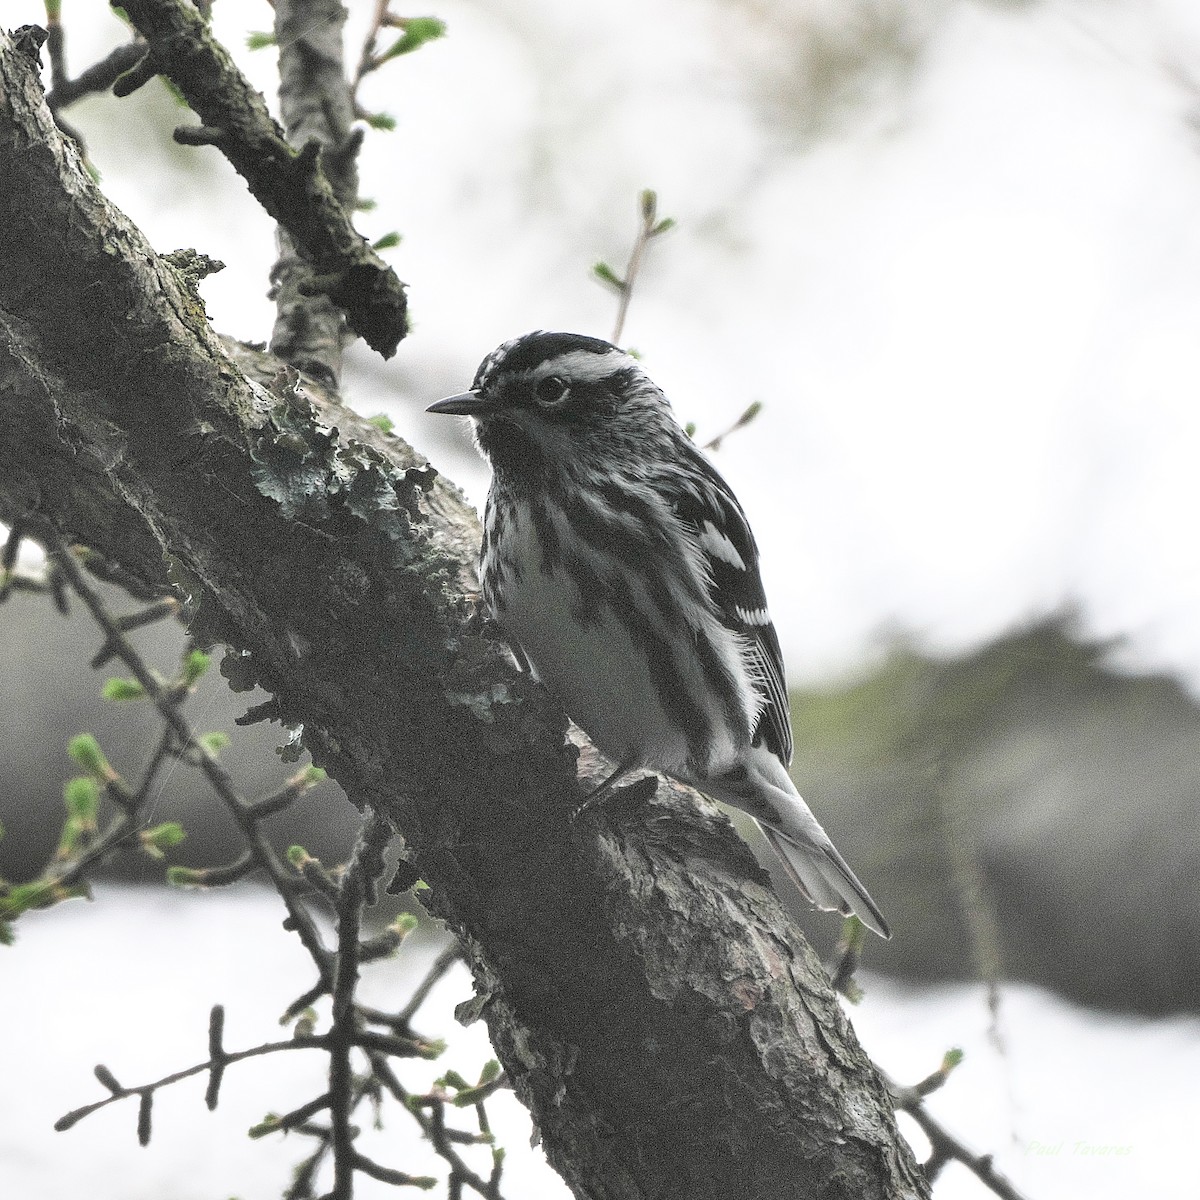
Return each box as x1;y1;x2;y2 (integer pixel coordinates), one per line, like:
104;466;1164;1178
352;0;393;97
700;400;763;452
351;3;446;116
367;1053;507;1200
47;40;146;110
593;190;676;346
888;1056;1030;1200
327;811;393;1197
55;1019;331;1135
398;942;464;1025
28;524;508;1194
41;530;336;988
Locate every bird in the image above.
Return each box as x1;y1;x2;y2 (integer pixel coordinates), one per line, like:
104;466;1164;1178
427;330;889;937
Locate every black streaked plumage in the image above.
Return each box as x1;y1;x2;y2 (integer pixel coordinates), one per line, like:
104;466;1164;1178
428;331;889;937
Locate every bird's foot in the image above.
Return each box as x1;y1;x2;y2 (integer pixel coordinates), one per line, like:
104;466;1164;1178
571;756;655;821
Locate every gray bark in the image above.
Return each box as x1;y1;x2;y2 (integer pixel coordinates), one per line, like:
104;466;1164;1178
268;0;358;389
0;28;928;1200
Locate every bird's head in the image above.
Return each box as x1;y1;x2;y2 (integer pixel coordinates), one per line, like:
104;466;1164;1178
427;331;675;483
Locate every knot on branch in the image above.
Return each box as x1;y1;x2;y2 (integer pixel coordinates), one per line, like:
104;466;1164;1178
13;24;49;60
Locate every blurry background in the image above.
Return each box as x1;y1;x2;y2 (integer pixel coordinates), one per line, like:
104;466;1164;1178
4;0;1200;1196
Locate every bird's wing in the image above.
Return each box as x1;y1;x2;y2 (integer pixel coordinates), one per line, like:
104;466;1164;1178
664;444;794;766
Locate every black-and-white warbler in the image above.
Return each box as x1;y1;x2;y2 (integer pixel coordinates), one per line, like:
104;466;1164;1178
428;331;889;937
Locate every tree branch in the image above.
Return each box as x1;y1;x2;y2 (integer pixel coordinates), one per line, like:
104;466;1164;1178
269;0;361;390
0;30;927;1200
113;0;407;358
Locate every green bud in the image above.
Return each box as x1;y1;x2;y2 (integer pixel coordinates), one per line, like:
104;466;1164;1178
166;866;207;888
286;845;311;868
55;816;84;859
63;777;99;825
591;261;625;291
103;678;146;701
182;649;211;686
451;1058;505;1106
246;31;275;50
1;879;85;918
248;1114;281;1138
379;17;447;61
68;734;112;780
371;232;401;251
198;731;230;755
140;822;186;858
366;414;395;434
250;1108;280;1137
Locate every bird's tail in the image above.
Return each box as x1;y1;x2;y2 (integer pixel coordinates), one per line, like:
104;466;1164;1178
702;749;890;938
756;820;890;939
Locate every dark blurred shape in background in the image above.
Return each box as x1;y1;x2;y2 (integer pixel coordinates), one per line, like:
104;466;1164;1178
787;615;1200;1016
4;586;1197;1016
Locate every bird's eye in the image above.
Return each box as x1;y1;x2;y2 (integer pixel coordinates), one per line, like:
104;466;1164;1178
535;376;570;407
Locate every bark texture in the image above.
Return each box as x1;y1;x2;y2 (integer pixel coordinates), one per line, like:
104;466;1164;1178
116;0;408;358
0;29;928;1200
268;0;358;389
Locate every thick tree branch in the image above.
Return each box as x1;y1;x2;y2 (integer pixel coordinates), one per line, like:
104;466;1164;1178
0;30;927;1200
113;0;407;358
269;0;360;390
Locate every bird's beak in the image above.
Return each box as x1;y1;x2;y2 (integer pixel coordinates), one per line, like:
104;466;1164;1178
426;390;488;416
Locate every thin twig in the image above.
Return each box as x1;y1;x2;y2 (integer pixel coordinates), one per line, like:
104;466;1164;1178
367;1053;505;1200
47;41;147;109
352;0;392;93
42;531;335;990
888;1065;1031;1200
55;1031;332;1133
399;942;464;1025
595;190;675;346
327;813;392;1197
700;400;763;452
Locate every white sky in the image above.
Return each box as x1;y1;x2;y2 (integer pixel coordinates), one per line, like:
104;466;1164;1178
32;0;1200;689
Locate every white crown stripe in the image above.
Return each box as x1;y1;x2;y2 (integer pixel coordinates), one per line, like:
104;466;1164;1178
532;348;627;385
